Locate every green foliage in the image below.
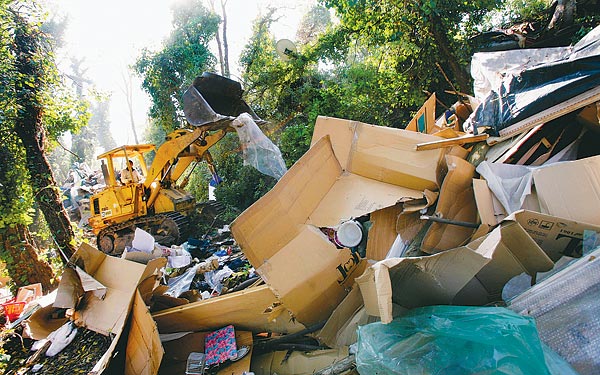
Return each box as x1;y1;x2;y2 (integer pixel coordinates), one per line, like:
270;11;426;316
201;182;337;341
482;0;551;29
0;1;88;229
134;0;219;132
212;133;277;218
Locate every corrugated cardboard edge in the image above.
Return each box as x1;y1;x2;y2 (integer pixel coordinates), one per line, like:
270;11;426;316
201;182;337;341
152;285;305;334
125;290;163;375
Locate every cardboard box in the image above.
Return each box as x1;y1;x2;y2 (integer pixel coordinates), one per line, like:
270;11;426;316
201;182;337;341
533;155;600;225
40;243;165;374
505;210;600;261
231;128;443;326
356;221;553;323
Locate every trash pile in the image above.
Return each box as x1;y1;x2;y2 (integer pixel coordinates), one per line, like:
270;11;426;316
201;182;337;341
4;25;600;375
60;162;104;229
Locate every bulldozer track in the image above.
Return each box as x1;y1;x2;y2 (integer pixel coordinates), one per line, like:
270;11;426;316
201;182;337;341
97;212;190;256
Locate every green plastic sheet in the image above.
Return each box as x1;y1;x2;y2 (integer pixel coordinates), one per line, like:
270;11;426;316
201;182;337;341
356;305;578;375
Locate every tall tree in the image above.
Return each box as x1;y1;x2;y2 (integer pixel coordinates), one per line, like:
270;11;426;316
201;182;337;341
135;0;219;132
0;1;88;273
322;0;501;93
120;70;140;144
296;5;331;44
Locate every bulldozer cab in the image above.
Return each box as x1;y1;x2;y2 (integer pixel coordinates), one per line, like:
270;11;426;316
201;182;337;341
97;144;155;187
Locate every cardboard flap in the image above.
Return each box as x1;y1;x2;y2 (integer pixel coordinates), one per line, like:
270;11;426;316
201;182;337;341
152;285;304;334
310;116;357;168
348;123;443;190
311;116;444;190
75;266;107;299
308;173;423;227
454;221;554;305
53;267;85;309
422;155;478;254
356;246;490;324
533;155;600;225
125;291;163;375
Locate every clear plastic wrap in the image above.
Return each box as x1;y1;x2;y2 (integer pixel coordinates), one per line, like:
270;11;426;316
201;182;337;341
232;113;287;180
356;305;577;375
165;264;201;298
509;246;600;374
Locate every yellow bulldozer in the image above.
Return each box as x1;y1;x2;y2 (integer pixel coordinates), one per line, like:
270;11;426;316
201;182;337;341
88;73;264;255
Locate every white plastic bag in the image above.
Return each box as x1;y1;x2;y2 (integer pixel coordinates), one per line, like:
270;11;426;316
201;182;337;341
232;113;287;179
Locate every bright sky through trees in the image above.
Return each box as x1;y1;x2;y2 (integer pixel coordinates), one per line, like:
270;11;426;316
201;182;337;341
49;0;314;145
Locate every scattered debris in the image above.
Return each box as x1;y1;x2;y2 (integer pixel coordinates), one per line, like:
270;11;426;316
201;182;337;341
6;26;600;374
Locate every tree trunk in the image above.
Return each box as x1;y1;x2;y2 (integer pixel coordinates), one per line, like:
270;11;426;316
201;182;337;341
547;0;577;31
122;71;139;144
12;14;76;263
221;0;230;78
209;0;226;76
0;225;57;293
428;13;472;93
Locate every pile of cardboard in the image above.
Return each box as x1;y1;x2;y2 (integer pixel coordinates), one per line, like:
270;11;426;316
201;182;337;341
9;28;600;375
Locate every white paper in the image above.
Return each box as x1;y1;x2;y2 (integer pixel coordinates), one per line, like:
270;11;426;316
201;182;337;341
132;227;155;253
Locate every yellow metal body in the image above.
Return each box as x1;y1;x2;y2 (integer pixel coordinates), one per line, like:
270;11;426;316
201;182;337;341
88;125;231;235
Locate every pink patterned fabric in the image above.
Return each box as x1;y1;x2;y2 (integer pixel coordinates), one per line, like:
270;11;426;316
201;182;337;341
205;325;238;366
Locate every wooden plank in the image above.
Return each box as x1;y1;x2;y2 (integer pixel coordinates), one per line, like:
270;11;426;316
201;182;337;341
415;134;489;151
152;285;305;334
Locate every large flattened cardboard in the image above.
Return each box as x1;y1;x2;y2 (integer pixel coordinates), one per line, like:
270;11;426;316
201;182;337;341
533;155;600;225
310;116;445;191
152;285;304;334
356;221;553;323
232;133;435;326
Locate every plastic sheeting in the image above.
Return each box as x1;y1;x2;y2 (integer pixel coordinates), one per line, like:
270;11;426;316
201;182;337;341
356;305;578;375
476;161;535;214
510;245;600;375
232;113;287;180
466;25;600;136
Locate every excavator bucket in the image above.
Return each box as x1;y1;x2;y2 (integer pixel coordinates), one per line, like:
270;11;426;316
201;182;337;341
183;72;263;128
